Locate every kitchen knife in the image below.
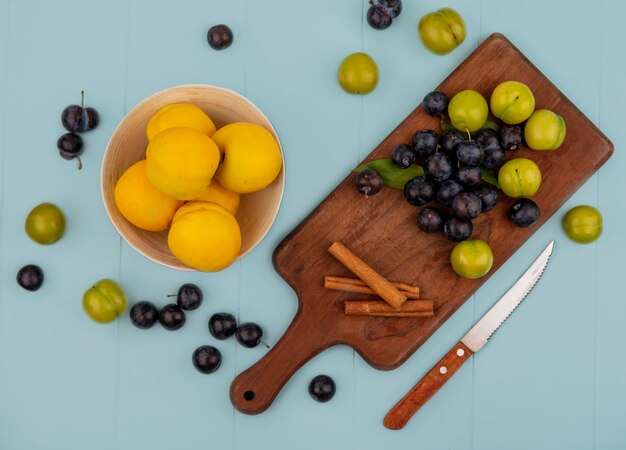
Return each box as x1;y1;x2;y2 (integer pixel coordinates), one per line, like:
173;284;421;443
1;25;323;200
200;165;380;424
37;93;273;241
383;240;554;430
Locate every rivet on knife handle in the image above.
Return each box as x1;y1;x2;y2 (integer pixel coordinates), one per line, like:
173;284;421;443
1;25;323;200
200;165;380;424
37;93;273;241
383;342;473;430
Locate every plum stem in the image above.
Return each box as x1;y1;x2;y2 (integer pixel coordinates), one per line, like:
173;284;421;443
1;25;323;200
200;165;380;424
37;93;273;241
75;156;83;171
260;340;271;349
80;90;84;109
465;128;472;141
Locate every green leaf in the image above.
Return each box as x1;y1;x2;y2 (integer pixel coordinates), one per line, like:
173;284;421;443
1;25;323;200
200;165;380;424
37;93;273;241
478;120;501;134
480;167;500;189
440;115;455;132
353;159;425;190
440;116;501;136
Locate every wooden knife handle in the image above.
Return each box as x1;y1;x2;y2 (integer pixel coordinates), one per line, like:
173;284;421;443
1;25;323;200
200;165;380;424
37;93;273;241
383;341;473;430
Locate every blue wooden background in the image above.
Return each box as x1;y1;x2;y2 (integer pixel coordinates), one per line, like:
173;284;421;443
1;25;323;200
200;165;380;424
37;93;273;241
1;0;624;449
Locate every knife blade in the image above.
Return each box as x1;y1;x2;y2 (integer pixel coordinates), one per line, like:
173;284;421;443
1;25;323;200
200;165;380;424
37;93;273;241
383;240;554;430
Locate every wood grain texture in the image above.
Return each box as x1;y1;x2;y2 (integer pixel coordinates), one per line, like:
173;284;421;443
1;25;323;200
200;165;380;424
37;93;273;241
230;33;613;414
383;342;473;430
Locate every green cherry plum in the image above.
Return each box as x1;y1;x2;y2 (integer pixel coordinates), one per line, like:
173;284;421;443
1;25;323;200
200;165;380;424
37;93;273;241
524;109;566;151
25;202;66;245
418;8;466;55
82;279;128;324
338;52;378;95
562;205;603;244
450;239;493;279
490;81;535;125
448;90;488;133
497;158;542;198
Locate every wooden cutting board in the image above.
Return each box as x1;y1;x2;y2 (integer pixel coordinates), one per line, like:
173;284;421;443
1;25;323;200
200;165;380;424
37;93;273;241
230;33;613;414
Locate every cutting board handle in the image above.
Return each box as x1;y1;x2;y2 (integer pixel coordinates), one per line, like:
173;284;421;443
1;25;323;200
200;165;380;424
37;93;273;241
230;310;330;414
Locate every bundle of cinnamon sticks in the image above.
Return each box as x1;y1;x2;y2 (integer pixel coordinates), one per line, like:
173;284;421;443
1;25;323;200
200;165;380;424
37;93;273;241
326;241;434;318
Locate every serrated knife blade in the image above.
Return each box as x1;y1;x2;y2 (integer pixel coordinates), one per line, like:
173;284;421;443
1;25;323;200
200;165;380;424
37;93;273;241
383;241;554;430
461;240;553;352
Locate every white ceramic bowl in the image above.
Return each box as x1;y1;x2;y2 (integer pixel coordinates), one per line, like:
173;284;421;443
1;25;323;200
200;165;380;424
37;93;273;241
101;84;285;270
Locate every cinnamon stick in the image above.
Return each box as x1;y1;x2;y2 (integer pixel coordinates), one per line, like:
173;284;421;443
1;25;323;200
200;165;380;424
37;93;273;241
328;242;407;308
344;299;434;318
325;276;420;299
